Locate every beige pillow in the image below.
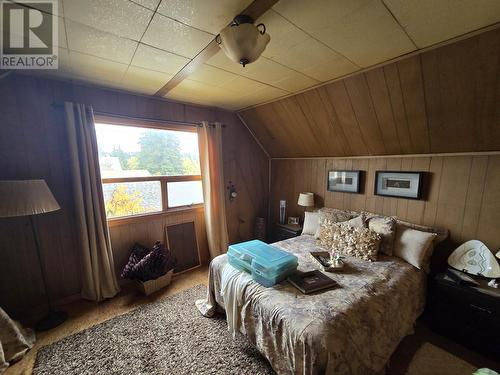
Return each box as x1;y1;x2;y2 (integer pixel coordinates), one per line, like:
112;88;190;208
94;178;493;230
393;224;437;270
318;207;357;223
364;213;396;256
396;219;448;245
314;208;358;238
343;214;366;229
317;220;381;262
302;211;320;236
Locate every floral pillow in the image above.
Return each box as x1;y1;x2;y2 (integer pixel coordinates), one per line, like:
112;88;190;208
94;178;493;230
314;208;358;238
318;221;381;262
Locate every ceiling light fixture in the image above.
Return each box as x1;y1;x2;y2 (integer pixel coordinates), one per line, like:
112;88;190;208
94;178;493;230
216;15;270;67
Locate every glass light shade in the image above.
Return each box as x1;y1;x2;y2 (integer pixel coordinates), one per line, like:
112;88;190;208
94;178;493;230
297;192;314;207
0;180;60;218
218;23;270;66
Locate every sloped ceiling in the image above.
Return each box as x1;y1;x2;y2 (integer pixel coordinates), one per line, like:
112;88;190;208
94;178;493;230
238;28;500;157
15;0;500;110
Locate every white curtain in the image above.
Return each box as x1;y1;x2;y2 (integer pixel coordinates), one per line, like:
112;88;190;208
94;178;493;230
65;102;120;301
198;121;229;259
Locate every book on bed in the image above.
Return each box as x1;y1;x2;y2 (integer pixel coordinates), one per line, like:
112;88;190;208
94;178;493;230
287;270;338;294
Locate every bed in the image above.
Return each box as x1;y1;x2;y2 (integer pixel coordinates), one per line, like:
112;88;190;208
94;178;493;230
196;234;431;374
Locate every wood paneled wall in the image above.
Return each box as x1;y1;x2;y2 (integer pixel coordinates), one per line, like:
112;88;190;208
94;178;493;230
0;74;268;317
270;154;500;251
109;208;208;276
219;110;269;244
240;28;500;158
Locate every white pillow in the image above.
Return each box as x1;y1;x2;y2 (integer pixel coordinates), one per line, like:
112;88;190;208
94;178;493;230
393;224;437;270
302;211;320;236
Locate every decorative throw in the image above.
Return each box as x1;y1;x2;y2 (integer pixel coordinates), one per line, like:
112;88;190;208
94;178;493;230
121;242;177;282
0;307;35;372
121;243;150;279
318;220;381;262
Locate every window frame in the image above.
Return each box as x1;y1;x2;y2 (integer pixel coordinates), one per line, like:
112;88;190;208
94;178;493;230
95;114;204;225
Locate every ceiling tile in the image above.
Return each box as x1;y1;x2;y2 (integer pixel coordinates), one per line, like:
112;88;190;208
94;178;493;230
69;51;128;85
131;44;189;74
165;75;287;110
63;0;153;41
273;38;360;82
165;79;229;107
121;66;173;94
218;74;270;95
188;64;238;86
131;0;161;11
223;85;289;110
383;0;500;47
157;0;253;34
57;17;68;49
273;0;416;67
66;21;137;64
142;13;214;58
207;51;319;92
257;10;359;81
187;64;280;95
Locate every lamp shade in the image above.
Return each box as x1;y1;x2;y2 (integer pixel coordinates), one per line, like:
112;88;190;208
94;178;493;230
0;180;60;218
218;22;270;67
297;192;314;207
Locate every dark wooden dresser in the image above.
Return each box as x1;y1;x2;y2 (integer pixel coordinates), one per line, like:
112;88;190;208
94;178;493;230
429;273;500;358
271;223;302;243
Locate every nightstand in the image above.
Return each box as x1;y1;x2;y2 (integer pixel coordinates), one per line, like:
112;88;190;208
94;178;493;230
271;223;302;243
429;273;500;358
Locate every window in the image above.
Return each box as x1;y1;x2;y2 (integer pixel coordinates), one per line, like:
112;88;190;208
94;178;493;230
94;117;203;220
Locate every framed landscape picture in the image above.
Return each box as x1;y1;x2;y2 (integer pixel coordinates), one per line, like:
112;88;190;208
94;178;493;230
327;170;361;193
375;171;423;199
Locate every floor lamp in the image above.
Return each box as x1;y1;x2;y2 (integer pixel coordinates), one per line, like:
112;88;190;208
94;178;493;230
0;180;67;331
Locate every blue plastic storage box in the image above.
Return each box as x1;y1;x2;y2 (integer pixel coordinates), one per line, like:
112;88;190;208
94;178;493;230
227;240;298;287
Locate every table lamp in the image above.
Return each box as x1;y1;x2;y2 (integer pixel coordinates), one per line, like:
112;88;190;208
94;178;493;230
0;180;67;331
297;192;314;223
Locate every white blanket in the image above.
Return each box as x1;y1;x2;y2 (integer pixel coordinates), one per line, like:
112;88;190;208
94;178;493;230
220;264;253;337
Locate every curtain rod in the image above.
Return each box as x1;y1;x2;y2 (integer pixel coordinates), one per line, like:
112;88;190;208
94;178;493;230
50;102;224;128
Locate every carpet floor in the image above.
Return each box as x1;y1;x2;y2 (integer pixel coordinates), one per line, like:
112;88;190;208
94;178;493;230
33;285;484;375
33;285;274;375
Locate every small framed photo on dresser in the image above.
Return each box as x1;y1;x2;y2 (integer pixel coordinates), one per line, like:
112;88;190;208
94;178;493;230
327;170;361;193
375;171;423;200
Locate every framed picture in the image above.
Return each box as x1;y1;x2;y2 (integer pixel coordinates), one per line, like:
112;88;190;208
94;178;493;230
375;171;423;200
288;216;299;225
327;170;361;193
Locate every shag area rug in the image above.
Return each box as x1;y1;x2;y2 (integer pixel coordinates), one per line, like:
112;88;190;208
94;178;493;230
33;285;274;375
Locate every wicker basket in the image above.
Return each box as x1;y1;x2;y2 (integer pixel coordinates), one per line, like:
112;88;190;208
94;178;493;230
135;269;173;296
